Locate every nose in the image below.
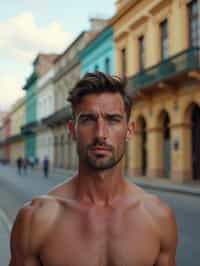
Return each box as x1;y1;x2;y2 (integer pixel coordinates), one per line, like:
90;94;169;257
95;117;108;139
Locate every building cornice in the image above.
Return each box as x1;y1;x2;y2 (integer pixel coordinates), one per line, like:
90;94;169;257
23;72;37;91
110;0;140;26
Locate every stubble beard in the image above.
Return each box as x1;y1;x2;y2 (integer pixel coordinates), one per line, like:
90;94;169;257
77;142;126;171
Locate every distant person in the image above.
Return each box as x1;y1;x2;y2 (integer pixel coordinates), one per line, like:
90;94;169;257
35;157;39;168
23;157;28;175
43;156;49;178
16;157;22;175
29;156;35;169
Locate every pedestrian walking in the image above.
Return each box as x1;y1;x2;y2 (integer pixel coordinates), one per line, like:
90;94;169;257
29;156;35;169
16;156;22;175
43;156;49;178
23;157;28;175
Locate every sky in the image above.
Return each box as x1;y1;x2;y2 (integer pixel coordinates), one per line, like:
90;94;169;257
0;0;115;111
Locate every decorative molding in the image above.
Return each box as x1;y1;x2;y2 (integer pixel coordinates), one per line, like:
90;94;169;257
170;122;192;129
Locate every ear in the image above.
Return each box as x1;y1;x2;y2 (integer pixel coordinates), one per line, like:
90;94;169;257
126;121;135;141
67;120;76;140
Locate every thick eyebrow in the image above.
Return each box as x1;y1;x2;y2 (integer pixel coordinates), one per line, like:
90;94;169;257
105;113;123;119
77;112;124;121
77;112;97;121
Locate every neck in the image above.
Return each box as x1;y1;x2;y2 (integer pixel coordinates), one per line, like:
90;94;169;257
75;163;127;206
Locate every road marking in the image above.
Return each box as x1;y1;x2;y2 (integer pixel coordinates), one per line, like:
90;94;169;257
0;208;12;233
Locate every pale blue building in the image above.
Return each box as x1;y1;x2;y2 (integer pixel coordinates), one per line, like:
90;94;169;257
80;26;115;76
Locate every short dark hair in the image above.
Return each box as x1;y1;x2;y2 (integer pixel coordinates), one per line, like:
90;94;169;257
67;71;132;121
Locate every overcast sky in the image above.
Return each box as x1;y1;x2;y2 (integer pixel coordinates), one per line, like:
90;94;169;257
0;0;115;111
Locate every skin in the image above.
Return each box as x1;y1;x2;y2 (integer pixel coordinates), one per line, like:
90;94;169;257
9;92;178;266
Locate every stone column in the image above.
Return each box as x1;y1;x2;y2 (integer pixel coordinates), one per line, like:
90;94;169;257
127;31;139;77
131;130;142;176
146;127;164;178
170;123;192;183
146;15;160;67
132;36;139;75
126;139;134;177
115;46;122;76
170;0;188;54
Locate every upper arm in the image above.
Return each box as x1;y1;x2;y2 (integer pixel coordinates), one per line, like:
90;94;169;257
155;204;178;266
9;204;41;266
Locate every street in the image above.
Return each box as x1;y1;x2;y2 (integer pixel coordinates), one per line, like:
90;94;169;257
0;165;199;266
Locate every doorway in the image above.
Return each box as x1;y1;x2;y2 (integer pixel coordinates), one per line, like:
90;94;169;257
192;105;200;180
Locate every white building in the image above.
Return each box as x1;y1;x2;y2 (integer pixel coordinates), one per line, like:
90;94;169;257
36;67;56;168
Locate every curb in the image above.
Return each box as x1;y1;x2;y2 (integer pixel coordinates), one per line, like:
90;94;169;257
130;178;200;197
53;170;200;197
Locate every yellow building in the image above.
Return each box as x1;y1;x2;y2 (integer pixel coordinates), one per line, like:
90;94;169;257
112;0;200;183
9;97;25;163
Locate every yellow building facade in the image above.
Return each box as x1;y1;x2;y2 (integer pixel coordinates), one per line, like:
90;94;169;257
112;0;200;183
10;97;25;163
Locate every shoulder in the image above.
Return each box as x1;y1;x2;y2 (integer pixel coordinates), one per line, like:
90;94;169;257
126;185;177;237
11;196;61;253
142;193;176;228
142;193;178;250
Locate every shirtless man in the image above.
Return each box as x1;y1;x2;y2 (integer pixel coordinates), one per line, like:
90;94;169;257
9;72;177;266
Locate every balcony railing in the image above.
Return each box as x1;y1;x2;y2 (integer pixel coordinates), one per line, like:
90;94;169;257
128;47;200;94
42;105;72;127
21;121;38;135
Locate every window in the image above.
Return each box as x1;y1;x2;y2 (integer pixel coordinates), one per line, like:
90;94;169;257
139;35;145;71
188;0;199;47
121;48;126;77
105;57;110;74
160;19;169;60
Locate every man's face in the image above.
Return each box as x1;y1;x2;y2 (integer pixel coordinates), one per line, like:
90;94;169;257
71;92;132;171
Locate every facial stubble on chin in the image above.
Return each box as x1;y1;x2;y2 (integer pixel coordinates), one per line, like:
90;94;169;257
77;143;126;171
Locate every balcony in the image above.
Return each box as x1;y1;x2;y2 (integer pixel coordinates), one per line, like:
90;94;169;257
42;105;72;127
128;47;200;95
21;121;38;135
3;133;23;144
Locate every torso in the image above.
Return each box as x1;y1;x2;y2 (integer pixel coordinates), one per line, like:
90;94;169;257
35;191;161;266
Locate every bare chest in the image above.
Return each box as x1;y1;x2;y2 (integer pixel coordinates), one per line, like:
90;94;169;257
40;207;160;266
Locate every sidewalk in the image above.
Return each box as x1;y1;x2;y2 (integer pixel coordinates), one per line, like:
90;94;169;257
53;167;200;197
128;176;200;197
2;164;200;197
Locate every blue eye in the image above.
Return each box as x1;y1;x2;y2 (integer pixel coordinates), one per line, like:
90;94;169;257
107;116;121;123
80;115;96;124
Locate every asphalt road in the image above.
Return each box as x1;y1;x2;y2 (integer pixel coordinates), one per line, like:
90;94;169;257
0;164;199;266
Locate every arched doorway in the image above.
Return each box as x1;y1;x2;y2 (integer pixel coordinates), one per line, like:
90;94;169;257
192;104;200;180
137;116;147;176
162;112;170;178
